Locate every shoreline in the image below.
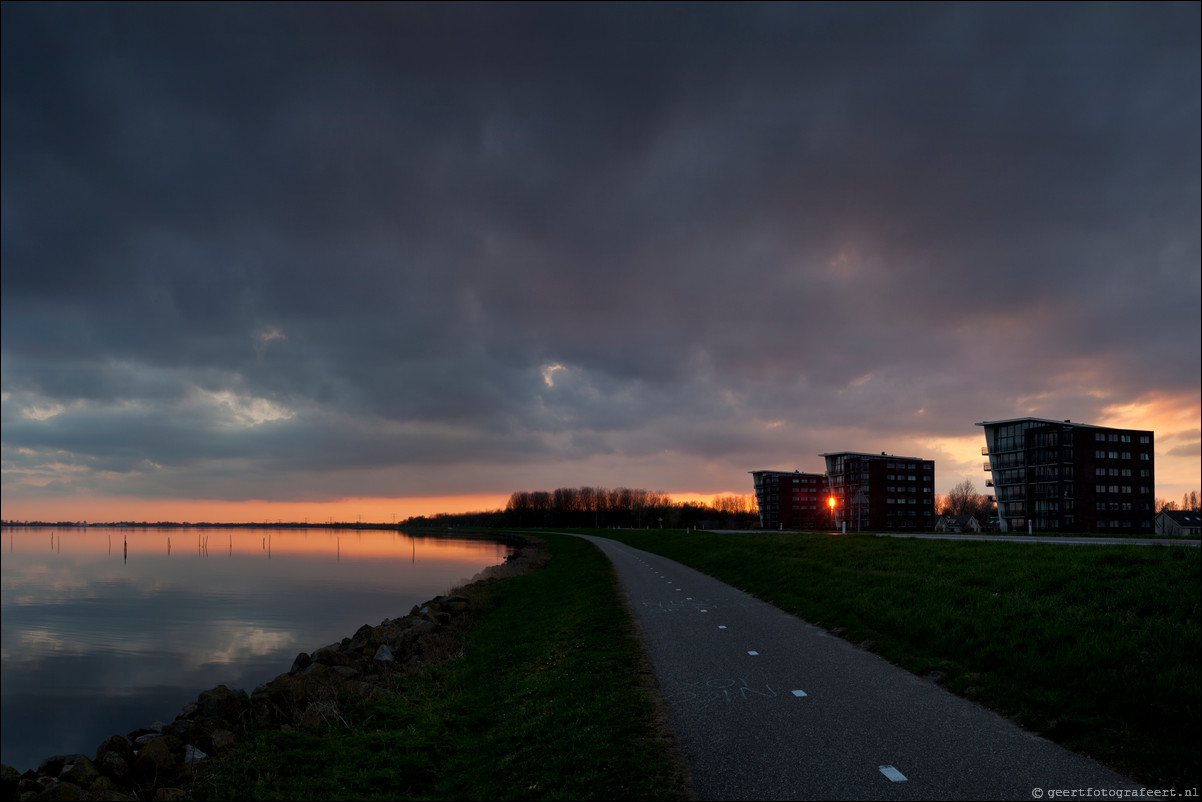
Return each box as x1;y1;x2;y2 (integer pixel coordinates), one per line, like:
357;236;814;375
1;533;542;801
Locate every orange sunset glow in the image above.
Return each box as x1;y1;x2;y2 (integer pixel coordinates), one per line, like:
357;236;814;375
11;525;510;562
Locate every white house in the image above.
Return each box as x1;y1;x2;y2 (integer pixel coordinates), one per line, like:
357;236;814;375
1155;509;1202;537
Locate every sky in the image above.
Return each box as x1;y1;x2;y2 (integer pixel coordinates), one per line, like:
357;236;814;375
2;2;1199;523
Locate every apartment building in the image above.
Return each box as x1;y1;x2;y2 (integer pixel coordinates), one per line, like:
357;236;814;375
818;452;935;531
976;417;1155;533
749;470;831;530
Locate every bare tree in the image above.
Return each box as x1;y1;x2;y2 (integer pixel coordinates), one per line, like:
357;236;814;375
943;479;987;520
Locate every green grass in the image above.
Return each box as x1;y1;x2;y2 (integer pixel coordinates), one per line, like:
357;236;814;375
188;533;691;801
187;528;1199;796
586;528;1200;790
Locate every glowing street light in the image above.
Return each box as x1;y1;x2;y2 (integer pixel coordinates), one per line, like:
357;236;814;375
827;496;837;530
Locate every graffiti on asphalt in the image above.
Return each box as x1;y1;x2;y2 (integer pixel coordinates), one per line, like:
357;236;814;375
666;677;777;705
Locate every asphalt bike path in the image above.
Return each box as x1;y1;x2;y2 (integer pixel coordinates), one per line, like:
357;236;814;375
571;533;1142;801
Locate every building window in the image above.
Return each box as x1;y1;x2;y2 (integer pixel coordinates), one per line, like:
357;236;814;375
1140;435;1151;444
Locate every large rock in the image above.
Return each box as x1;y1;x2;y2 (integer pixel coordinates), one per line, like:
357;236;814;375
132;737;177;787
289;652;311;673
195;686;250;728
86;774;127;799
34;756;86;780
29;780;84;801
57;756;99;789
1;764;20;802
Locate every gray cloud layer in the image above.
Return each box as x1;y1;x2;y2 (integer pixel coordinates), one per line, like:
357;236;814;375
3;2;1199;505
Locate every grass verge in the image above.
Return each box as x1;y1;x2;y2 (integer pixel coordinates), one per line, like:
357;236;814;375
587;528;1200;790
188;533;692;801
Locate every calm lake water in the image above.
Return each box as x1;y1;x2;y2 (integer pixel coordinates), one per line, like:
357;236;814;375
0;526;512;772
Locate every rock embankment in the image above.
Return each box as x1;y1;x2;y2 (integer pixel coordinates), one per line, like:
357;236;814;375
2;536;544;802
1;535;551;802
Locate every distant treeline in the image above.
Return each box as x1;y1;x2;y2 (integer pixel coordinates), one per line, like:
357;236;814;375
402;486;760;530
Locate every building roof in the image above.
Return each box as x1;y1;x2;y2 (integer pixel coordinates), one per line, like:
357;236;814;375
974;417;1104;429
817;451;931;461
748;469;825;475
1159;509;1202;526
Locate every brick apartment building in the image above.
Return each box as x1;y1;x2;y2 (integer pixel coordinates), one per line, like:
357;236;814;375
818;452;936;531
976;417;1155;533
749;470;831;530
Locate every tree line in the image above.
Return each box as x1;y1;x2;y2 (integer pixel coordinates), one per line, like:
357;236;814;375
1155;491;1200;512
401;486;759;529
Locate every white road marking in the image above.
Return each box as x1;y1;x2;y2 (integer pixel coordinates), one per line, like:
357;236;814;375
791;690;807;697
879;765;907;782
748;650;759;656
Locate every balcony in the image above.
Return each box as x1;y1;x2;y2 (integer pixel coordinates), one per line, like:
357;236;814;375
983;462;992;471
985;480;994;487
981;446;989;455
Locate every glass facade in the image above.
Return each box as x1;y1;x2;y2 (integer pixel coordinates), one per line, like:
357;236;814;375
978;418;1154;534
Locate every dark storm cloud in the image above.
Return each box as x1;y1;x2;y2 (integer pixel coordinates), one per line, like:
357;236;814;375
3;2;1199;503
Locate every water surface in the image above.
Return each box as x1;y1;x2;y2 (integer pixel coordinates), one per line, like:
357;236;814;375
0;526;510;771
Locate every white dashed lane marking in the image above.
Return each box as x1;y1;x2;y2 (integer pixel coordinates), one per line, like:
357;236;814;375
879;765;907;782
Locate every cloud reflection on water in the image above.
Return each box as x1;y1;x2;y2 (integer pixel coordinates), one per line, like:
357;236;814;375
0;527;510;771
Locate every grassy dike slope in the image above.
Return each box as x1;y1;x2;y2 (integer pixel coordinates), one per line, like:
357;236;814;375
190;533;692;801
595;528;1201;791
